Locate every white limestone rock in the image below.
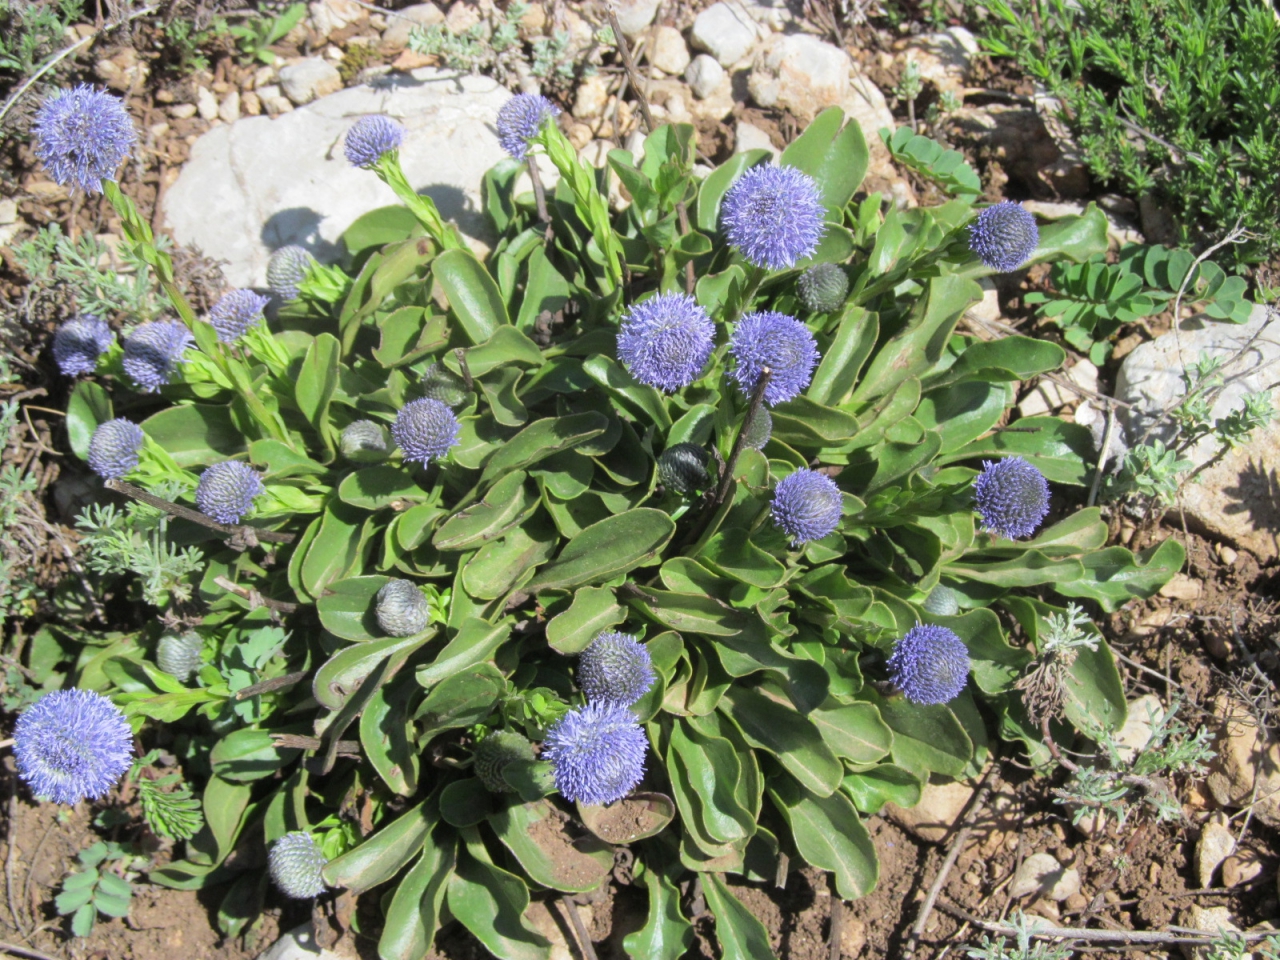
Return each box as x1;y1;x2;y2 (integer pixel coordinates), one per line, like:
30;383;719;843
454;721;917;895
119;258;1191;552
161;69;511;288
690;2;761;67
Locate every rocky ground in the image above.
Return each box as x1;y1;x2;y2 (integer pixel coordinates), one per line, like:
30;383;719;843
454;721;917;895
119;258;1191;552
1;0;1278;957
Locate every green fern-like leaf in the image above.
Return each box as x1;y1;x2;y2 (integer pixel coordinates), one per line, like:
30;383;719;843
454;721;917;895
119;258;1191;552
138;774;204;841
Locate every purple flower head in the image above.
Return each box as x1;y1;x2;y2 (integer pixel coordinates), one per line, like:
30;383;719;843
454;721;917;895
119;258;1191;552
887;624;970;705
721;164;826;270
53;315;114;377
974;456;1050;539
195;461;263;524
32;85;136;194
208;289;270;342
728;311;819;406
87;418;145;480
969;201;1039;272
268;832;328;899
15;689;133;805
122;320;194;393
344;115;405;168
616;293;715;392
542;701;648;806
267;245;314;300
578;632;655;707
496;93;560;160
771;468;843;545
391;398;461;466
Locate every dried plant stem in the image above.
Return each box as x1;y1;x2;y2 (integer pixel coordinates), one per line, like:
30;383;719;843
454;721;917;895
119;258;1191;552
526;155;552;227
713;369;772;510
1087;399;1116;507
0;940;59;960
4;794;27;939
559;895;599;960
235;670;307;700
214;576;299;616
105;479;294;546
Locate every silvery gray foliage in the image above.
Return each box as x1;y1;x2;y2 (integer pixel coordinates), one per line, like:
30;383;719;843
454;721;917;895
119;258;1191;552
473;731;534;793
375;579;431;636
156;632;203;682
340;420;393;462
268;831;328;899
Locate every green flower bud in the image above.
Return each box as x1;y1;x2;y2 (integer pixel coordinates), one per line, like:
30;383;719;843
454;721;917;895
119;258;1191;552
421;363;470;407
658;443;709;495
156;631;202;682
473;731;534;793
797;263;849;313
922;584;960;616
340;420;392;463
376;579;431;636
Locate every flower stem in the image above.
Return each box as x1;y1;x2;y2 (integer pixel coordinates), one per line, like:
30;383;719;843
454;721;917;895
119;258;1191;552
373;153;464;250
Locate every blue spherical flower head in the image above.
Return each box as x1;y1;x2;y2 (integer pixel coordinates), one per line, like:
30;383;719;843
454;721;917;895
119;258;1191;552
616;293;715;392
392;398;461;466
496;93;560;160
974;456;1050;539
728;311;819;406
53;315;114;377
15;689;133;805
122;320;194;393
267;245;314;300
721;164;826;270
208;289;271;342
196;461;263;524
771;468;842;545
887;624;970;705
579;632;655;706
33;85;136;194
268;832;328;899
87;418;145;480
969;201;1039;272
344;115;405;168
543;701;648;806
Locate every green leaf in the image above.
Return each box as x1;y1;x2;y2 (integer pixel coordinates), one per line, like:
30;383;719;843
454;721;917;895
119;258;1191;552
480;413;610;484
447;847;551;960
337;466;427;511
249;439;328;479
461;515;558;600
863;691;971;779
210;728;300;781
930;336;1067;387
917;381;1015;454
700;528;787;589
937;416;1096;485
373;306;448;368
142;404;246;468
545;586;625;654
622;861;693;960
459;325;545;376
360;671;420;796
719;685;842;797
296;333;340;445
378;827;456;960
946;550;1086;588
301;500;378;596
808;699;892;764
1053;539;1186;613
415;618;511;691
701;873;777;960
489;798;612;892
582;354;672;430
434;248;509;344
779;106;869;218
66;380;113;460
433;471;537;551
316;575;391;641
577;792;675;844
807;306;877;406
841;763;922;815
769;776;877;899
415;662;506;740
71;902;96;937
770;396;860;448
440;779;494;827
669;720;755;845
528;509;676;591
313;632;432;712
202;775;252;862
323;799;434;892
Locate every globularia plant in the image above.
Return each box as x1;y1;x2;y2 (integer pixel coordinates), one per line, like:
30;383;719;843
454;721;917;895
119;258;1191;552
27;81;1187;957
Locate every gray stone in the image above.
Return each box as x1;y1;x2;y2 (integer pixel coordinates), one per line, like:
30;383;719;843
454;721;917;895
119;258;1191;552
1116;303;1280;560
196;85;218;121
309;0;367;39
885;778;976;843
255;922;349;960
748;34;849;123
1196;813;1236;889
734;0;800;32
690;2;761;67
903;26;979;97
218;90;241;123
1009;852;1080;902
1113;693;1162;764
734;120;776;158
278;57;344;105
1182;907;1242;960
380;3;444;51
162;69;511;289
649;25;691;76
685;54;724;100
612;0;660;37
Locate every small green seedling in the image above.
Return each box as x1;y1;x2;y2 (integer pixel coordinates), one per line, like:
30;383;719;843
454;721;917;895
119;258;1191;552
54;841;136;936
